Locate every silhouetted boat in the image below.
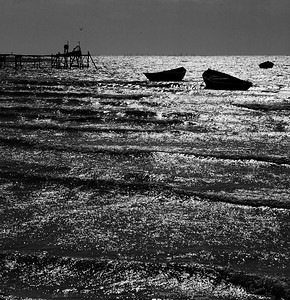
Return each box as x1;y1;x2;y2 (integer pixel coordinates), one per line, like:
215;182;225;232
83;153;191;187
202;69;253;91
144;67;186;81
259;61;274;69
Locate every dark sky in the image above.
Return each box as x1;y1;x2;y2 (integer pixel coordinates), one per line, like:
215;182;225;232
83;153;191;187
1;0;289;55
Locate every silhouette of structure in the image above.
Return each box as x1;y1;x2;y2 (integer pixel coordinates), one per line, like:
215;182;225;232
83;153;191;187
51;42;91;69
0;42;96;70
0;54;50;69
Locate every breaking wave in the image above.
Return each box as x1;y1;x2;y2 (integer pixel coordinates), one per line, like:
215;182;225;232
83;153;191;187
1;252;289;300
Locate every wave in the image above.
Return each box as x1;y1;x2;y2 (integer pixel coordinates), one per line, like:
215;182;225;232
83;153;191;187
0;166;289;210
0;90;151;100
1;78;143;87
234;102;290;111
0;106;110;119
1;77;193;88
0;136;289;166
0;106;180;125
1;252;289;300
0;106;196;120
0;122;167;133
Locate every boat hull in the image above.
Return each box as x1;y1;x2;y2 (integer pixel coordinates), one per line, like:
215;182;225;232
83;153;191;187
144;67;186;81
259;61;274;69
202;69;252;91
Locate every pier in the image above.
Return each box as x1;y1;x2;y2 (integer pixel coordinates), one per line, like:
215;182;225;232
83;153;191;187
0;42;96;69
0;54;51;69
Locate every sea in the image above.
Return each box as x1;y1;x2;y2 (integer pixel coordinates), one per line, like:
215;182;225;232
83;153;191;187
0;55;289;300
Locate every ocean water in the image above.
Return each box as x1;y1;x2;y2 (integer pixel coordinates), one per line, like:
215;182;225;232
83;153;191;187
0;55;289;300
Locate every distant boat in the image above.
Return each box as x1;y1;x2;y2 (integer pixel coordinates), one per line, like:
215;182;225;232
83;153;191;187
144;67;186;81
259;61;274;69
202;69;253;91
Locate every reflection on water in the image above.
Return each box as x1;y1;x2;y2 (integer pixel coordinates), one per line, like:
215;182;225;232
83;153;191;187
0;56;290;299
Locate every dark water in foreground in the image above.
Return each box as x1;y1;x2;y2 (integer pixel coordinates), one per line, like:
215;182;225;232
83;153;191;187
0;56;290;299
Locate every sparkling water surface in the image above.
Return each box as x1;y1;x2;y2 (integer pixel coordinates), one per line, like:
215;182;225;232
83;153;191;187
0;56;290;299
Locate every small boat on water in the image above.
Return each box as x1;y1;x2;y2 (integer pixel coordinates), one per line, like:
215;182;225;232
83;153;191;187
259;61;274;69
202;68;253;91
144;67;186;81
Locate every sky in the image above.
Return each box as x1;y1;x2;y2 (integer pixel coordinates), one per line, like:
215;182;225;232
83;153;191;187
0;0;289;55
